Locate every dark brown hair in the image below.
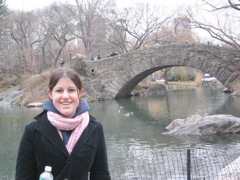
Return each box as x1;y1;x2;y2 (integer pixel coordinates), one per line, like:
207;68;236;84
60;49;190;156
48;67;83;92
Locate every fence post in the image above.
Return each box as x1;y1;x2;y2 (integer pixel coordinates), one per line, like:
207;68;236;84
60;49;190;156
187;149;191;180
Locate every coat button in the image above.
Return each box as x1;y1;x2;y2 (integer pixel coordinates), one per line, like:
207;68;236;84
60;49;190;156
67;158;71;163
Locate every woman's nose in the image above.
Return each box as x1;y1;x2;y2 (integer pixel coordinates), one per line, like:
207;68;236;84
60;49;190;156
62;90;69;98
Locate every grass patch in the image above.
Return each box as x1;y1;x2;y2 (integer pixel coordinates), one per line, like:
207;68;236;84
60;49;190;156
21;69;54;104
0;77;22;93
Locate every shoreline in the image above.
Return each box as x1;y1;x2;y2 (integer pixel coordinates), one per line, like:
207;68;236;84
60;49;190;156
1;78;224;107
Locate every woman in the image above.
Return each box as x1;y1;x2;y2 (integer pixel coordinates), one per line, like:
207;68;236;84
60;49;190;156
15;67;111;180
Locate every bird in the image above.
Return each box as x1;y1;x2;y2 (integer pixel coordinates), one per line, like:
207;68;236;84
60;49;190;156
123;112;134;117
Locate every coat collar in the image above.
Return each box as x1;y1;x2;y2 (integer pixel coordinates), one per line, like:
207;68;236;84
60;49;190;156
34;112;97;156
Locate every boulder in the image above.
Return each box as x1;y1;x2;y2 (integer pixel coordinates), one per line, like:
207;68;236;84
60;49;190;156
162;114;240;136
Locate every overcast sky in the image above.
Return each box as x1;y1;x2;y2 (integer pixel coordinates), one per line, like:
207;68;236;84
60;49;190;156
6;0;198;11
6;0;225;43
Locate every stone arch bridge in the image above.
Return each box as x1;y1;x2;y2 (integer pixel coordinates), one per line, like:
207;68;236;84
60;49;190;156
73;44;240;100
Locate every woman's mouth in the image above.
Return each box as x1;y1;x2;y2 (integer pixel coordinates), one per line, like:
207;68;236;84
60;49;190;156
61;102;72;105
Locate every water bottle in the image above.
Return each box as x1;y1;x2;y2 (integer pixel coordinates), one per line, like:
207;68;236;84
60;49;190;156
39;166;54;180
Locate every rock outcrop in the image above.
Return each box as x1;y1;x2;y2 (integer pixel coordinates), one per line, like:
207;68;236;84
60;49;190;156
163;114;240;136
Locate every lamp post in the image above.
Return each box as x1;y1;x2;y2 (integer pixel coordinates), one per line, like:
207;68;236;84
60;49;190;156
68;50;72;66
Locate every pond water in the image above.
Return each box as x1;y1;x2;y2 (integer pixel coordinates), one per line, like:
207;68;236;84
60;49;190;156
1;86;240;179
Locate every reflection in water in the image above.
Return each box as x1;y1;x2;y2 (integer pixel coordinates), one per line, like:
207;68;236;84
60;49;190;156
1;86;240;178
89;87;240;178
0;105;42;177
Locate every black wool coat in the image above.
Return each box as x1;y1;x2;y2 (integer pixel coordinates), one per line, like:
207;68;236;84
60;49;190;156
15;111;111;180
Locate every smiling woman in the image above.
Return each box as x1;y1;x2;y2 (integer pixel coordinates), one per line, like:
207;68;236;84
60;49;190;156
15;67;111;180
47;75;84;118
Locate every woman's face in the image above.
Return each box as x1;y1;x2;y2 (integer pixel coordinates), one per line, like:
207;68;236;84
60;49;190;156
47;77;83;118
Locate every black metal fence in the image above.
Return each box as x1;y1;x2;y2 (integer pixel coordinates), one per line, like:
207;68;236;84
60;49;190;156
2;147;240;180
109;147;240;180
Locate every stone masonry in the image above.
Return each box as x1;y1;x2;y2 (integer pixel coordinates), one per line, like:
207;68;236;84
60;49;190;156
71;44;240;100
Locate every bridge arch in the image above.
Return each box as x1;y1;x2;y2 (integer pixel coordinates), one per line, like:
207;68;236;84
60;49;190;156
116;65;176;97
76;44;240;99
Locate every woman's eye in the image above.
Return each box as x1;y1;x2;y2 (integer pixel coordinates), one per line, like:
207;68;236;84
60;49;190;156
69;89;76;92
56;90;62;92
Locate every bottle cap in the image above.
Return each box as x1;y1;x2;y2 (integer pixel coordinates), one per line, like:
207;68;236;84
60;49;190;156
45;166;52;172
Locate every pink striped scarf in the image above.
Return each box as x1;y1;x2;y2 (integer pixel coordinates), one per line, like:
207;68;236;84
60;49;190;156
47;111;89;154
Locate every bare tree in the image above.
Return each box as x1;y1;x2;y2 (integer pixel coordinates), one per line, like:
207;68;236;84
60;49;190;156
160;68;171;85
0;0;8;24
172;17;195;44
40;2;76;67
150;26;175;45
189;0;240;49
7;10;41;74
149;16;195;46
201;0;240;11
105;3;173;53
66;0;115;58
0;0;11;75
